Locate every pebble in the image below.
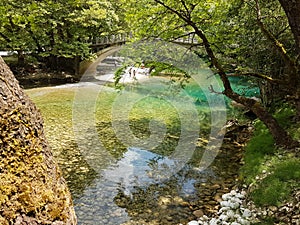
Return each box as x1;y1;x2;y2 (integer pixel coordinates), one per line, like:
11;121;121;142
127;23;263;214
186;189;256;225
193;209;204;218
187;220;199;225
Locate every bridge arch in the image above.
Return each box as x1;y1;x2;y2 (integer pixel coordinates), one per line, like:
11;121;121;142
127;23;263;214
77;33;201;80
78;46;122;80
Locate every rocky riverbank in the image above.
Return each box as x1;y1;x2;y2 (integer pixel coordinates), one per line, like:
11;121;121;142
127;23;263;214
118;121;253;225
184;119;300;225
185;185;300;225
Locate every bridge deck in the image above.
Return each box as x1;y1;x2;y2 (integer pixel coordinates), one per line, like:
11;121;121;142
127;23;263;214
88;33;200;51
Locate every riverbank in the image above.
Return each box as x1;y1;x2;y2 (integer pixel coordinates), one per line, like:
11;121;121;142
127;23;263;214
185;105;300;225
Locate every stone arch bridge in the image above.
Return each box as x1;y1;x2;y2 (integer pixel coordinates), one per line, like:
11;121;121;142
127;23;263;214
78;33;200;78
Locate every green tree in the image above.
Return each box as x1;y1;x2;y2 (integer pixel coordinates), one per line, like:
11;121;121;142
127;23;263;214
121;0;299;148
0;0;124;73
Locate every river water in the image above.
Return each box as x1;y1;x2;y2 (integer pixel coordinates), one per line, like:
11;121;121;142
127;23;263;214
26;57;257;225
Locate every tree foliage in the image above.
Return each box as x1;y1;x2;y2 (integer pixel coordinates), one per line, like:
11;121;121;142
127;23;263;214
121;0;299;148
0;0;125;70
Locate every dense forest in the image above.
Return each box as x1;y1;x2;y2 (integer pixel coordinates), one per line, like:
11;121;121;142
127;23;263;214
0;0;299;224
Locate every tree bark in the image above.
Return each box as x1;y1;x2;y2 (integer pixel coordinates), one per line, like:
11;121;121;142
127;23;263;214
0;56;77;225
278;0;300;54
278;0;300;119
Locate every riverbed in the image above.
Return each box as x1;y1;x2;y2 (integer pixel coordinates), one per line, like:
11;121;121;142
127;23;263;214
25;63;250;224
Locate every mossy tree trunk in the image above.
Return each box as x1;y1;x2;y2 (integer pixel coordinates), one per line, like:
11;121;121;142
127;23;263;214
0;56;77;225
278;0;300;119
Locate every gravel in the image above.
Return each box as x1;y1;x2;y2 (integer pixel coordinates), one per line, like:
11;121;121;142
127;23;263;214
183;189;257;225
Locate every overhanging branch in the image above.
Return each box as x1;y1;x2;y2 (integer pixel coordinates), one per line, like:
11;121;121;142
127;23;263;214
227;72;284;84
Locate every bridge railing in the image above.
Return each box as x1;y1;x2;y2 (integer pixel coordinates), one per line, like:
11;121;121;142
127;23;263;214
87;32;199;52
87;33;128;47
172;33;199;45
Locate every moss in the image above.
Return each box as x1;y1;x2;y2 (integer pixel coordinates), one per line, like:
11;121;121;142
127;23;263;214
241;104;300;207
251;177;291;206
0;106;72;224
240;120;276;184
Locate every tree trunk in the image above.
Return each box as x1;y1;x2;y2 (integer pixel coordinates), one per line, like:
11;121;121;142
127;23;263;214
17;50;25;66
278;0;300;53
224;90;299;148
192;25;299;148
74;56;80;77
0;56;77;225
278;0;300;118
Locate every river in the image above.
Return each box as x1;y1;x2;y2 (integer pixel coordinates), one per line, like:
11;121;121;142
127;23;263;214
25;56;257;225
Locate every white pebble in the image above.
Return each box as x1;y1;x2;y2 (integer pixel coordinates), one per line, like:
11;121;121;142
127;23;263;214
221;222;229;225
226;210;235;218
209;218;218;225
219;214;228;221
218;206;230;213
229;201;240;209
242;209;252;218
231;222;240;225
187;220;199;225
230;190;237;195
202;215;209;220
222;193;230;201
220;201;230;207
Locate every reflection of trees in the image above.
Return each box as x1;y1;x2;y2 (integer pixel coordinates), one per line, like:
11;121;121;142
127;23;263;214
112;124;247;224
113;164;216;224
54;141;98;199
96;117;183;158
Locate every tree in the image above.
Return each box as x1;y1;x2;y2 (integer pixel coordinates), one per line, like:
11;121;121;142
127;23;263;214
279;0;300;53
278;0;300;118
121;0;299;148
0;0;124;74
0;56;77;224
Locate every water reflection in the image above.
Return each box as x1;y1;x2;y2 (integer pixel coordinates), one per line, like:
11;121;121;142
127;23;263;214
104;147;189;195
73;146;215;225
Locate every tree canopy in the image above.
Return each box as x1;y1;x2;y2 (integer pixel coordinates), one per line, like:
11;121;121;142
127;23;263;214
120;0;300;148
0;0;126;71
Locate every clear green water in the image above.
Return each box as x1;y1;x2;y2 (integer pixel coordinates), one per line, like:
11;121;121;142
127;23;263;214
27;73;257;225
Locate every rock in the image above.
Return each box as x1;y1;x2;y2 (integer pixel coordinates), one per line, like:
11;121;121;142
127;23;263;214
187;220;199;225
166;216;173;221
269;206;277;212
180;201;190;207
242;209;252;218
211;184;221;190
193;209;204;218
214;193;222;202
158;196;172;205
